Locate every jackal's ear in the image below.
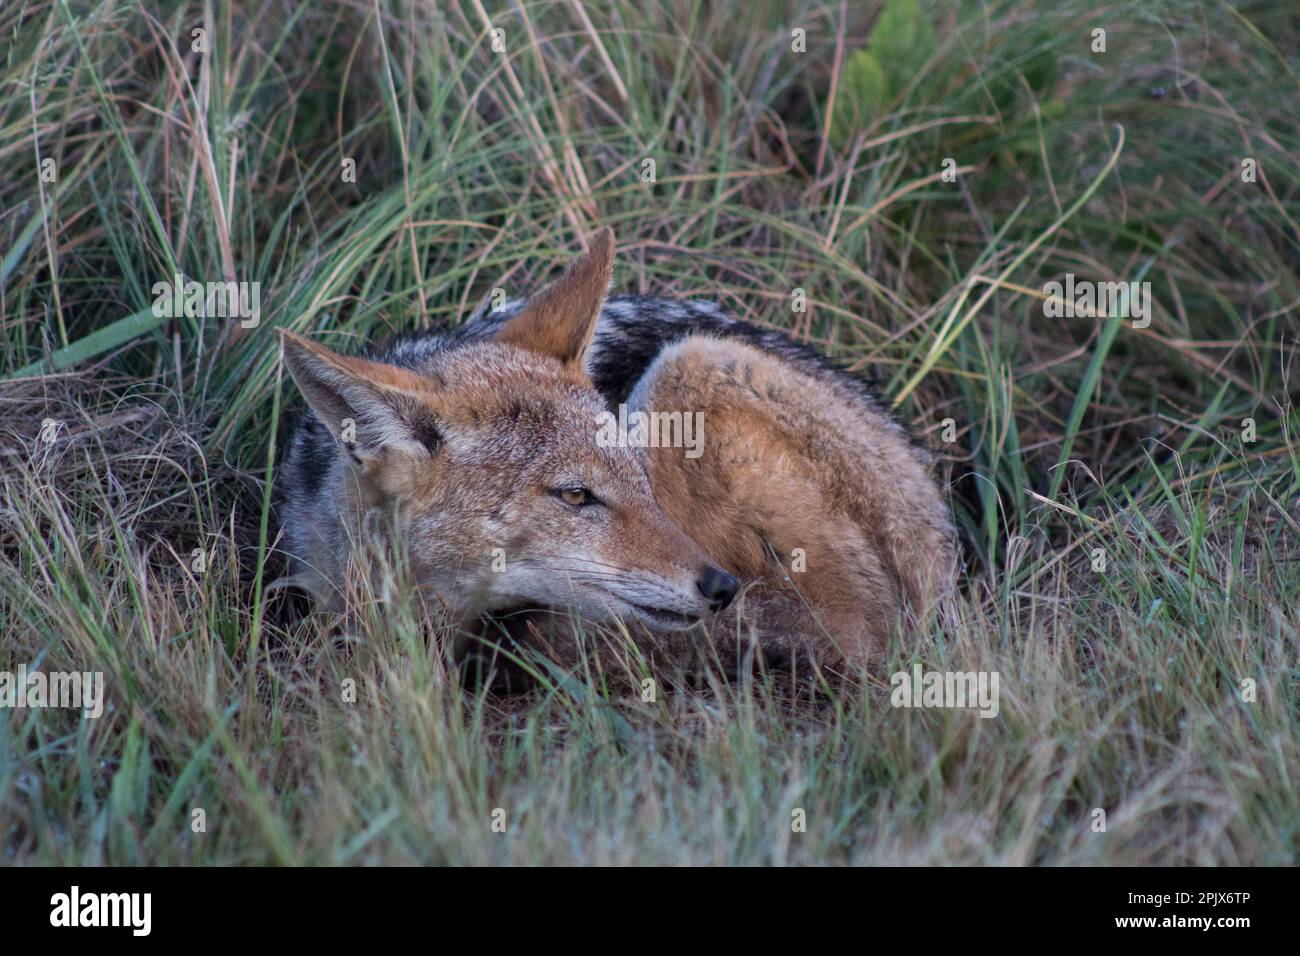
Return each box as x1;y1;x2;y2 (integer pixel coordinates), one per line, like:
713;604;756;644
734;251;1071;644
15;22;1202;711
496;227;614;375
277;330;442;468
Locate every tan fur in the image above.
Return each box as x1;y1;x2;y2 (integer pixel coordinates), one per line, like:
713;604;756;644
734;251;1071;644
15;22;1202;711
632;335;957;662
495;227;614;379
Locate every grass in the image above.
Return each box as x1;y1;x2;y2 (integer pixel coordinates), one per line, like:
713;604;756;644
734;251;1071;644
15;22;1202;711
0;0;1297;865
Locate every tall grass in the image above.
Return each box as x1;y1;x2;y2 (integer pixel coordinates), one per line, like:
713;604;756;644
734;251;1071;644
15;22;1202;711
0;0;1296;864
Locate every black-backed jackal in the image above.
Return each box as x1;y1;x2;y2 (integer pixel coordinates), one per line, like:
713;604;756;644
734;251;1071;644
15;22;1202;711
277;229;956;666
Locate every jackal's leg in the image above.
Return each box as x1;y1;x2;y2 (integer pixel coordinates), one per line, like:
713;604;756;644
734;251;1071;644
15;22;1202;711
630;334;956;663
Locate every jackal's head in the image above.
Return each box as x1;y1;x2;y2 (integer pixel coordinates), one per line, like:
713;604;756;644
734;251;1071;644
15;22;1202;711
278;228;735;630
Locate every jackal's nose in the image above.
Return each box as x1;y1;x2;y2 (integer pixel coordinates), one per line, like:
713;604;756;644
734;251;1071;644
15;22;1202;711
696;566;738;612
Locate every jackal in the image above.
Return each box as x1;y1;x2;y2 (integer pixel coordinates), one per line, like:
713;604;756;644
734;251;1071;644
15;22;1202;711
276;228;955;665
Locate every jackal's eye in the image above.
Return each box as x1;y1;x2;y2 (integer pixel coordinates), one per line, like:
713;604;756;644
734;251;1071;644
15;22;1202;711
555;487;596;507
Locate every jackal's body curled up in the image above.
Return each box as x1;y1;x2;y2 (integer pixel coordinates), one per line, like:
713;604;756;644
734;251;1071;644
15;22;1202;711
277;230;955;664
